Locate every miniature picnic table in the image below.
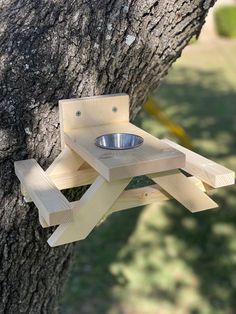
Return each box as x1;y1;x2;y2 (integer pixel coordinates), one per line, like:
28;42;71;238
14;94;234;247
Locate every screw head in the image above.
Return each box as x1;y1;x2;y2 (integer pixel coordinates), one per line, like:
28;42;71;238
76;110;81;117
112;106;118;112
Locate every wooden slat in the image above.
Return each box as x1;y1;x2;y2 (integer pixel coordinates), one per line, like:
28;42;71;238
41;146;85;225
162;139;235;188
46;146;85;176
21;184;31;202
15;159;73;226
22;168;98;203
23;146;87;203
22;181;49;225
149;170;218;212
50;167;98;190
64;122;185;181
38;212;49;228
38;176;213;228
60;93;129;130
107;176;210;214
47;175;131;247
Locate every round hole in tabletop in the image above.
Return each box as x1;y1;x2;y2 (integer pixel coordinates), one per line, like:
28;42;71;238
95;133;144;150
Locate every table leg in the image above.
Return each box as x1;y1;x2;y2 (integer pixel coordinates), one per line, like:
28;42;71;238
47;175;131;246
149;170;218;212
46;145;85;175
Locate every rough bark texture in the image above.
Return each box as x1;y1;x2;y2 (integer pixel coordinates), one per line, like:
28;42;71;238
0;0;215;313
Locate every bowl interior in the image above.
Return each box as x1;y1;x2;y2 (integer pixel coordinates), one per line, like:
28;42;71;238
95;133;144;150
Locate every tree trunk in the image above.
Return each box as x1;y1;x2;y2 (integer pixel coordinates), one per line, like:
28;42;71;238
0;1;215;313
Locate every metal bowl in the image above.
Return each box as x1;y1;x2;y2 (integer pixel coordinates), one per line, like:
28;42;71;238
95;133;144;150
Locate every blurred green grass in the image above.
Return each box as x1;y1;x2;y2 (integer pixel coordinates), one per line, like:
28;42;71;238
60;39;236;314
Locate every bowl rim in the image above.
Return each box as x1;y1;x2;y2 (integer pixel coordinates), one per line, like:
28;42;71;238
95;133;144;150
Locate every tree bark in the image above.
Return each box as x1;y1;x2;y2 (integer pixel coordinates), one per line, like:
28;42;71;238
0;0;215;313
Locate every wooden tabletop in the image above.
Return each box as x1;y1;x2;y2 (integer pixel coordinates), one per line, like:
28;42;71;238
64;122;185;181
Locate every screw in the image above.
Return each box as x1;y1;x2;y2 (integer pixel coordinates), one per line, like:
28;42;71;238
112;106;118;112
76;110;81;117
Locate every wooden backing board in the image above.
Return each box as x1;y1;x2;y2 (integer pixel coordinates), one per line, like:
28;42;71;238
14;159;73;226
149;170;218;212
162;139;235;188
59;94;129;148
64;122;186;181
48;175;131;247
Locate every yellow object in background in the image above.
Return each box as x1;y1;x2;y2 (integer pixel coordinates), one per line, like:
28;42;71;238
144;97;193;149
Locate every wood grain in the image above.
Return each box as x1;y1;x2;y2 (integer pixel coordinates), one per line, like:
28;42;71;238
47;175;131;246
46;146;85;176
149;170;218;212
15;159;73;226
103;176;211;214
60;94;129;128
50;167;98;190
64;122;185;181
162;139;235;188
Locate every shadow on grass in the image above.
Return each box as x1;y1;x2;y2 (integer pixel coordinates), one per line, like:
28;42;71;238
60;207;144;314
145;186;236;313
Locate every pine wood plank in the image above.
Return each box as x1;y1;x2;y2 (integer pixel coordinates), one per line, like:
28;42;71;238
38;213;49;228
44;176;211;229
59;93;129;132
64;122;185;181
47;175;131;247
46;146;85;176
107;176;210;214
23;167;98;202
149;170;218;212
49;167;98;190
15;159;73;226
21;184;31;202
162;139;235;188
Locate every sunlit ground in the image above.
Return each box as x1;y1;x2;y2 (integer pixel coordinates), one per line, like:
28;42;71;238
61;39;236;314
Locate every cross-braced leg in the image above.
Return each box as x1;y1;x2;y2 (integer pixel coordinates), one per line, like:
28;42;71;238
48;175;131;246
149;169;218;212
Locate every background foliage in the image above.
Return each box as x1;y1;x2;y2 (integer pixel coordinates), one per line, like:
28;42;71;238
215;5;236;38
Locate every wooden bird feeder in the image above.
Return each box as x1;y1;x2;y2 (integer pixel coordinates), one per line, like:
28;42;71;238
14;94;235;247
